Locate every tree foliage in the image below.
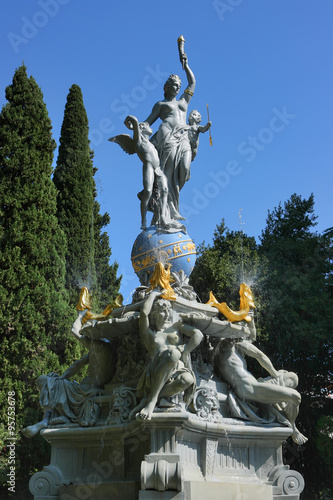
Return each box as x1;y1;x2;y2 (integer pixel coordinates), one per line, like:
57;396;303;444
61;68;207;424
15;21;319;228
0;65;78;497
190;219;262;311
53;84;96;306
191;194;333;497
259;193;333;393
53;84;120;309
258;193;333;497
92;196;121;308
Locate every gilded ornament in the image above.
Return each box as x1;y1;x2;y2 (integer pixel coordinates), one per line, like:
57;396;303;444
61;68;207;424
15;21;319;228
207;283;255;322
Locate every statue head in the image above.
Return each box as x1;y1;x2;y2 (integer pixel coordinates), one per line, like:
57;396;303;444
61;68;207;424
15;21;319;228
282;371;299;388
139;121;153;137
188;109;202;125
164;74;181;98
150;298;171;330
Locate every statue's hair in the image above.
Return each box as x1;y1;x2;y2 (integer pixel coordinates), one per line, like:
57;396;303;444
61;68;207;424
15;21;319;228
164;74;181;98
150;298;171;328
139;122;151;134
152;298;171;312
188;109;202;124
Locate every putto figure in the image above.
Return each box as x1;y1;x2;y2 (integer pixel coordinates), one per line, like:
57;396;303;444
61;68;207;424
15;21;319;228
110;115;168;230
188;109;212;161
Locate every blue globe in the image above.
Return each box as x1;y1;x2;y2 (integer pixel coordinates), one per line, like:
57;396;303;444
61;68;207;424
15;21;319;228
131;227;197;285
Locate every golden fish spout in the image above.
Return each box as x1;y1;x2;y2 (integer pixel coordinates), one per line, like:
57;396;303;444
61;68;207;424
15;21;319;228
206;283;255;322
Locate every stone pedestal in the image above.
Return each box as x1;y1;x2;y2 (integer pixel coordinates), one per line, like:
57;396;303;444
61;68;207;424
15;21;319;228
29;413;304;500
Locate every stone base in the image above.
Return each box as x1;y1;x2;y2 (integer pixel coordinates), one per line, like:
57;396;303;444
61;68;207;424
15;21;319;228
29;413;304;500
184;481;272;500
59;481;140;500
139;492;185;500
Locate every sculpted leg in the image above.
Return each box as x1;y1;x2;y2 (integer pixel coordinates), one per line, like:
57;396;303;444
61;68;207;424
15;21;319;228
178;151;192;191
236;379;307;444
140;189;152;230
22;410;52;438
159;371;194;399
141;164;154;229
129;397;148;421
238;380;301;406
136;349;182;421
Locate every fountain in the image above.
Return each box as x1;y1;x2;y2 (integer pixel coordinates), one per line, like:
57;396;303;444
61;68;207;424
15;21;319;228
26;36;306;500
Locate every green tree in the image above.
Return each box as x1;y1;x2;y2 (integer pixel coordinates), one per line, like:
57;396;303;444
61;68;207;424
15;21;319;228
53;84;120;309
0;65;77;497
259;193;333;498
93;197;121;308
190;219;262;310
53;84;96;307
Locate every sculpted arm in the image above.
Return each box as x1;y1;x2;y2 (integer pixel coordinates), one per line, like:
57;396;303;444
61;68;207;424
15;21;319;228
198;122;211;133
145;102;162;126
179;323;203;364
181;55;196;103
60;353;90;380
237;340;279;378
71;310;92;349
139;291;160;349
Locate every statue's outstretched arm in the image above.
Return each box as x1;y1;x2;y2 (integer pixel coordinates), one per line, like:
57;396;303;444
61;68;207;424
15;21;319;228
198;122;212;133
181;55;196;103
139;291;160;347
237;341;279;378
71;309;92;349
60;353;90;380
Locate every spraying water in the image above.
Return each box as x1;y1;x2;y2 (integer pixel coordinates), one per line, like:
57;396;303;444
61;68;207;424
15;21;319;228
238;208;245;283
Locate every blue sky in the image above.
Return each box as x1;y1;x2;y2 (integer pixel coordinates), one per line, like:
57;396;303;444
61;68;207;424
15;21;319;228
1;1;333;302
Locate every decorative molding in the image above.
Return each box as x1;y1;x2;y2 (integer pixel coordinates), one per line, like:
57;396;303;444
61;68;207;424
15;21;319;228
141;456;183;492
106;385;136;424
268;465;305;496
29;465;64;497
193;386;222;423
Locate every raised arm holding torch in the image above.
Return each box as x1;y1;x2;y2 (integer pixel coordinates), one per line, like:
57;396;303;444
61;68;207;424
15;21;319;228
177;35;186;69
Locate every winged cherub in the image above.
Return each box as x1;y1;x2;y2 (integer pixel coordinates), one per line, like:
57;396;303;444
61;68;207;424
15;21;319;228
109;115;168;230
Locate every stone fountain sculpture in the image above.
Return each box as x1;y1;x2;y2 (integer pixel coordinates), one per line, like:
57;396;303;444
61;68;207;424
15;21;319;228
27;37;306;500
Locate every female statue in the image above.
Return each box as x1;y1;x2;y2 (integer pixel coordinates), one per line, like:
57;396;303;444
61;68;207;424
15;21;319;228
144;49;196;221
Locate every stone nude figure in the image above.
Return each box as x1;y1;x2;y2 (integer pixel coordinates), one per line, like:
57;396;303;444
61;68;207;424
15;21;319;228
129;290;203;420
214;311;308;445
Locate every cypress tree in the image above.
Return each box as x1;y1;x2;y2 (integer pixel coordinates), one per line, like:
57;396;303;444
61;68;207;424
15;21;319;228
53;84;120;308
53;84;96;306
0;65;76;495
93;196;121;308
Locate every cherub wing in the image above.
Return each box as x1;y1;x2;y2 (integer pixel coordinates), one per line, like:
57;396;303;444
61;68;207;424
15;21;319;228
108;134;136;155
